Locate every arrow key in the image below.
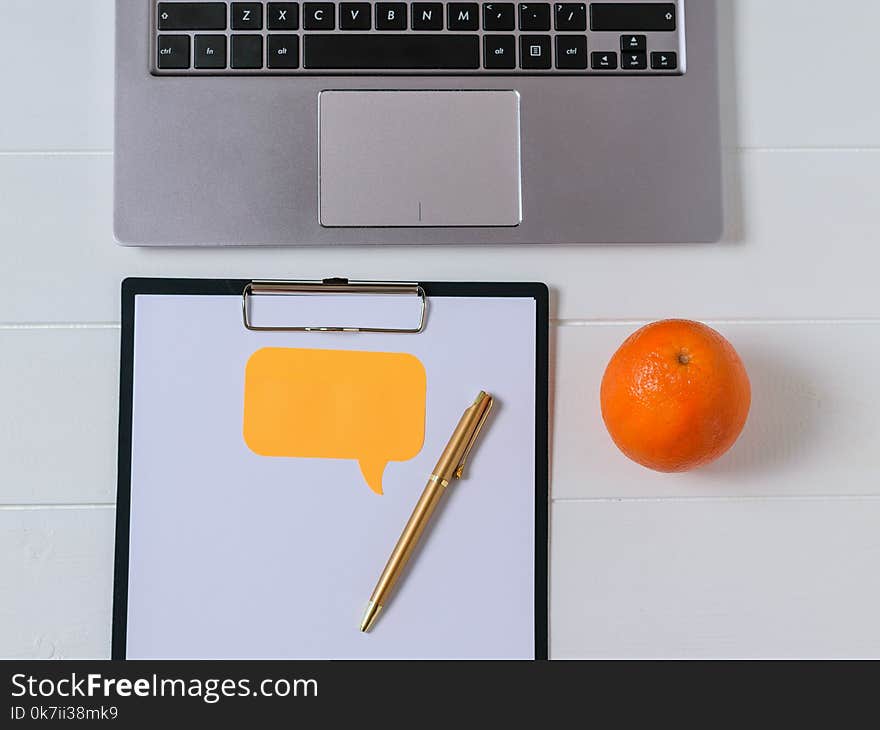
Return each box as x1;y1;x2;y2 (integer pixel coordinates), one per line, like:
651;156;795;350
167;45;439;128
620;34;646;52
590;51;617;70
622;51;647;69
650;51;677;70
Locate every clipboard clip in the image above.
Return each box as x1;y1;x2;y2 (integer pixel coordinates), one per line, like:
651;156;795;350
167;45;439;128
242;278;428;333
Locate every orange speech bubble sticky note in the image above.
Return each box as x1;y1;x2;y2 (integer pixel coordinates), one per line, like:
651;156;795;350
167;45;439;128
243;348;426;494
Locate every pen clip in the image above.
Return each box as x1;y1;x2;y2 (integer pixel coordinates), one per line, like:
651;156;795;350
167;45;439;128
454;393;493;479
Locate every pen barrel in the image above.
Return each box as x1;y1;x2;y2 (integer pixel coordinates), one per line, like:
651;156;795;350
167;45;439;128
363;392;493;628
368;477;447;606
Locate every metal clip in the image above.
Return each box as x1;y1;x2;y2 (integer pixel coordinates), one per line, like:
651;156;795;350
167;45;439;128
242;278;427;333
454;392;494;479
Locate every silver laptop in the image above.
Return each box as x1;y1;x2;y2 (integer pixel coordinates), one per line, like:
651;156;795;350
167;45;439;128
114;0;721;245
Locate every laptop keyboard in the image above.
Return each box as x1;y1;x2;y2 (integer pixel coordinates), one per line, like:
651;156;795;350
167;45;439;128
153;1;685;74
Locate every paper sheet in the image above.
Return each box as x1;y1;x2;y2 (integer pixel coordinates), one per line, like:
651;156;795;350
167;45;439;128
126;294;537;659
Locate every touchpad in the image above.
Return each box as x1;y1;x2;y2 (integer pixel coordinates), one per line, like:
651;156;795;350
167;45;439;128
319;90;521;228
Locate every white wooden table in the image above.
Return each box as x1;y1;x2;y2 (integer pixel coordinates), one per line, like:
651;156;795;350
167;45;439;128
2;0;879;659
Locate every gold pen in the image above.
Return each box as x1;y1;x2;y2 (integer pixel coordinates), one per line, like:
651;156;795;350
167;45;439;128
360;391;494;632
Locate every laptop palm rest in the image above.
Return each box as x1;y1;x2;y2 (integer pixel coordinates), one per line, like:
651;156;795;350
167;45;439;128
318;90;522;228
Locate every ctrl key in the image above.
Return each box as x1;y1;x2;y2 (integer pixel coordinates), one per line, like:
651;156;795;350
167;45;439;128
157;35;191;69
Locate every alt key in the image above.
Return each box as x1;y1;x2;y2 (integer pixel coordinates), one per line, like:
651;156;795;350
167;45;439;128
484;35;516;69
268;34;299;68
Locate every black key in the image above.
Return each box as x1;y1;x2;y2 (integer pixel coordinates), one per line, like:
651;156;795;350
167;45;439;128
268;3;300;29
268;34;300;67
231;2;263;29
340;3;371;29
157;35;191;69
304;2;335;29
376;2;407;29
157;2;226;30
555;35;586;69
194;35;227;68
412;3;443;30
448;3;479;30
591;50;617;69
554;3;585;31
304;34;479;68
620;34;646;51
231;34;264;68
483;3;514;30
519;34;550;69
519;3;550;30
590;3;676;31
484;34;515;69
621;51;647;69
650;51;677;70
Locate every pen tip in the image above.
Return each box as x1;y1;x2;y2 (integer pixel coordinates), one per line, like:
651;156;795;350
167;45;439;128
360;601;382;633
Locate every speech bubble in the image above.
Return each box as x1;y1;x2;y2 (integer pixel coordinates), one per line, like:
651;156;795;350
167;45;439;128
243;347;426;494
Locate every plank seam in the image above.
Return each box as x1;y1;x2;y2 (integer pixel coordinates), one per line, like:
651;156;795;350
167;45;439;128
0;150;113;157
0;503;115;511
552;495;880;504
3;320;880;330
0;323;121;330
4;496;880;510
554;318;880;327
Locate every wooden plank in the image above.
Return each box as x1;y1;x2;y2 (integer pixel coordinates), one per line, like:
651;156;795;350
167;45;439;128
2;151;880;323
6;499;880;659
5;322;879;507
551;499;880;658
553;322;880;498
0;507;113;658
731;1;880;148
0;0;114;151
0;329;118;504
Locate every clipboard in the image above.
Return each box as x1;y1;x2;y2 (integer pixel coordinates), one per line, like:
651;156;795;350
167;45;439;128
113;278;549;660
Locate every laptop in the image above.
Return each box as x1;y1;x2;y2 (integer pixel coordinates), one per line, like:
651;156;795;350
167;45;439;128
114;0;721;245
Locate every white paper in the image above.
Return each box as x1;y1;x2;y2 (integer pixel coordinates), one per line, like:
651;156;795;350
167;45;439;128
125;294;538;659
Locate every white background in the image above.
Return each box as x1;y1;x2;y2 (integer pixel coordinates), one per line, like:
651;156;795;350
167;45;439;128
1;0;880;658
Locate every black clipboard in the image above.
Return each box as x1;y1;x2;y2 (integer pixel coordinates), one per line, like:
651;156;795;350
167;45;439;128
113;278;549;660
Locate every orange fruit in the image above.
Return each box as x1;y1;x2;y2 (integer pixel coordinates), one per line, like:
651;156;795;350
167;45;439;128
600;320;751;472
